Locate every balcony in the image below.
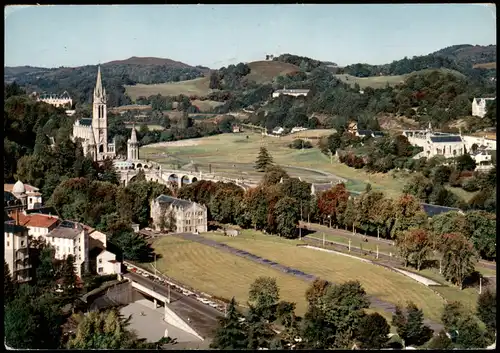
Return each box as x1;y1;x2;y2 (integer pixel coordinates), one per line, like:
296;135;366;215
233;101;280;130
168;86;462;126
15;261;32;271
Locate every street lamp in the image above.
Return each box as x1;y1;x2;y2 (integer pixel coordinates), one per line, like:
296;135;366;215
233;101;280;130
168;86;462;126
327;215;331;228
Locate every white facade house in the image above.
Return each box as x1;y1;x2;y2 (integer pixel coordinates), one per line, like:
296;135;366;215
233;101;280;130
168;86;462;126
272;127;285;135
150;195;208;233
290;127;308;134
96;249;121;275
4;219;31;283
461;135;496;152
15;212;60;238
37;91;73;108
4;181;43;210
71;66;116;162
472;97;495;118
46;221;90;278
471;150;495;171
272;89;310;98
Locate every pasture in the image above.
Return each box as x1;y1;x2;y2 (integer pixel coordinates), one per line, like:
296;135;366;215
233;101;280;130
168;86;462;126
473;62;496;69
125;77;213;100
141;132;409;197
246;60;301;84
125;124;164;131
334;74;406;89
199;231;446;323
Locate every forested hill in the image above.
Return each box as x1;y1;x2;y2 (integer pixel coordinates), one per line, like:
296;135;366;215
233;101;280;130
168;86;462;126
339;44;496;81
4;57;207;107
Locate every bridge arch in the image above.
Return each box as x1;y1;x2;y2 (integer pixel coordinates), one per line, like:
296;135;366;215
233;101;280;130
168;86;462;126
191;176;198;183
168;174;179;184
181;175;191;186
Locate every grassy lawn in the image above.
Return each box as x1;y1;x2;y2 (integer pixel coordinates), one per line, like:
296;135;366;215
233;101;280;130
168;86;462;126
141;132;409;197
125;124;164;131
150;236;311;315
333;74;406;89
200;230;445;323
446;186;478;203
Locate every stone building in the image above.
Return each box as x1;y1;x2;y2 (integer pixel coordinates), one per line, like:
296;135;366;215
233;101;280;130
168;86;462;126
150;195;208;233
71;66;116;161
127;125;140;161
472;97;495;118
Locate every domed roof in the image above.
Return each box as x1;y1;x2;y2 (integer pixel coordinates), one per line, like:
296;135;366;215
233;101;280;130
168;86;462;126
12;180;25;194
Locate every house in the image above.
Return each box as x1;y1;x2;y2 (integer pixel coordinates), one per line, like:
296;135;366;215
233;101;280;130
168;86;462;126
150;195;208;233
232;125;242;133
12;212;60;238
347;122;385;138
272;127;285;135
95;249;121;275
311;183;334;195
46;220;90;277
4;180;43;210
4;212;31;283
472;97;495;118
471;150;494;171
272;88;310;99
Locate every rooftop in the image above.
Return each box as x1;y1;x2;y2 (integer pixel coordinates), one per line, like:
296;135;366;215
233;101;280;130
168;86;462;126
16;213;59;229
77;118;92;127
48;220;84;239
429;135;463;143
4;221;28;234
4;183;39;193
155;195;202;210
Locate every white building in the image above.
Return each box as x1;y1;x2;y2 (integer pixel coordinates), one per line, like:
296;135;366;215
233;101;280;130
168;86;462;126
4;217;31;283
95;249;121;275
403;128;466;159
290;127;308;134
127;125;139;161
461;135;496;152
150;195;208;233
46;220;90;277
4;181;43;210
472;97;495;118
15;212;60;238
272;127;285;135
37;91;73;108
71;66;116;162
272;88;310;98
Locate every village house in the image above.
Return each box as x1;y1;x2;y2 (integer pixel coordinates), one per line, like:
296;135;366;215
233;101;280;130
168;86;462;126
150;195;208;233
4;213;31;283
272;88;310;98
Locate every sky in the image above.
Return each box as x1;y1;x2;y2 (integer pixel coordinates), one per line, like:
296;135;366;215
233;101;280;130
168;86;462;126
4;4;497;69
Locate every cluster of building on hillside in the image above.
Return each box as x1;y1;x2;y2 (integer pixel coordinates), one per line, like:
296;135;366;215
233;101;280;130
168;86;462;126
4;179;209;285
472;97;496;118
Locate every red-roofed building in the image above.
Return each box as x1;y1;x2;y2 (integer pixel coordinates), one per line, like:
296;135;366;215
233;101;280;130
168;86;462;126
10;212;60;238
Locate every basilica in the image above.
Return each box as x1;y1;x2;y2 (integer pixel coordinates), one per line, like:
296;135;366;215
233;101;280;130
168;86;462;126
71;66;116;161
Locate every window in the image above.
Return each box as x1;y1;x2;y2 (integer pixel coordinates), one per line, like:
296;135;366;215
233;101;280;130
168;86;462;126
79;246;81;251
78;255;81;260
98;267;103;273
21;240;25;246
99;258;102;264
7;241;9;247
57;246;59;251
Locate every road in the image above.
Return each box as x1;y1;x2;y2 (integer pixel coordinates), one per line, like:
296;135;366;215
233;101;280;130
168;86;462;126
123;271;221;339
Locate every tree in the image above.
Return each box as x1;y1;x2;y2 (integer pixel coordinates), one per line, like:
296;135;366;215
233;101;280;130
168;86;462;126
4;260;15;302
390;194;428;239
439;233;478;289
465;211;496;260
245;304;275;350
427;330;454;349
305;278;331;307
397;229;431;270
5;285;64;349
262;165;288;185
455;154;476;172
255;147;274;172
477;289;496;335
248;276;280;322
356;312;390;349
210;298;248;349
57;254;79;302
274;196;300;238
455;315;489;349
67;309;144;349
391;302;433;347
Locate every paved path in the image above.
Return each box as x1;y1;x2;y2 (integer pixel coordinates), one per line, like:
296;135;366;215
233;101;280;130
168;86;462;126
174;232;444;333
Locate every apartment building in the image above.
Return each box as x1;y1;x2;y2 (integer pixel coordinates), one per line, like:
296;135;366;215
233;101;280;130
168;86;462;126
4;219;31;283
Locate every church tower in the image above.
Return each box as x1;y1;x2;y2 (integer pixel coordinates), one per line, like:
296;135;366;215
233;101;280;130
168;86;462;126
92;66;109;161
127;125;139;161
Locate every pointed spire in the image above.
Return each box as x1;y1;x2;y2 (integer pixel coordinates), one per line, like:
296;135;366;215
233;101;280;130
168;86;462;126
94;65;103;97
130;124;138;143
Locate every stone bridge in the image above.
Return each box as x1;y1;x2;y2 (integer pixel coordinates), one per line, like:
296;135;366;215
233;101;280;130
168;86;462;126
114;159;254;190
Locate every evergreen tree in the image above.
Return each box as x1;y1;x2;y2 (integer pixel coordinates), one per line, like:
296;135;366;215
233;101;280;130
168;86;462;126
58;254;79;302
392;302;433;347
255;147;274;172
427;330;454;349
455;315;488;349
245;305;275;350
210;298;248;349
356;312;390;349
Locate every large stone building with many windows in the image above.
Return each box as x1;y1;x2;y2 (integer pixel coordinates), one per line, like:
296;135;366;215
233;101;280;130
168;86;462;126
150;195;208;233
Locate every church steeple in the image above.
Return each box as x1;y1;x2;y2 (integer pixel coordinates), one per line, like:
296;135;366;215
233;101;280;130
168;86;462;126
94;65;105;100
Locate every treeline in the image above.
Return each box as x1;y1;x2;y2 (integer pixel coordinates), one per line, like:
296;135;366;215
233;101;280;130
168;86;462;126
273;53;324;72
210;276;495;350
5;64;204;107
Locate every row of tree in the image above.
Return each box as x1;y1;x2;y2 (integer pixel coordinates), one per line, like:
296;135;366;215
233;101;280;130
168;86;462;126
211;276;495;350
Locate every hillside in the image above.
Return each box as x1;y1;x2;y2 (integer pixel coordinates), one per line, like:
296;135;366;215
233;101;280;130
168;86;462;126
245;60;300;84
431;44;497;66
105;56;195;68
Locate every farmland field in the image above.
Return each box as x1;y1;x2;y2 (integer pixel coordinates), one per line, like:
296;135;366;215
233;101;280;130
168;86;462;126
334;74;406;89
141;131;409;197
125;77;213;100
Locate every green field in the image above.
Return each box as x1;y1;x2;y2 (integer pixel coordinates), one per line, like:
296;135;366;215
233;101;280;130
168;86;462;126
125;77;213;100
141;132;409;197
334;74;407;89
196;230;445;323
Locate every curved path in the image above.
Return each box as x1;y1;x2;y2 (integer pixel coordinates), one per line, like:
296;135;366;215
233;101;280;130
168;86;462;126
173;232;443;333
